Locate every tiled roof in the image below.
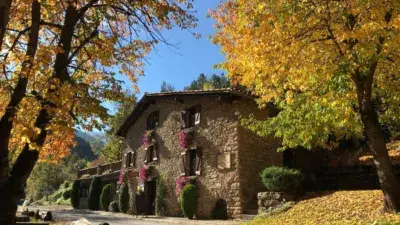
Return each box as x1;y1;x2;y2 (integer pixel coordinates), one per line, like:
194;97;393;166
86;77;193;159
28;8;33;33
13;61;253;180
143;88;252;97
116;88;254;136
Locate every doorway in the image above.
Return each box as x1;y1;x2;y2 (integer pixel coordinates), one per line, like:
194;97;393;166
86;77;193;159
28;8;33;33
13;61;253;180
145;180;157;215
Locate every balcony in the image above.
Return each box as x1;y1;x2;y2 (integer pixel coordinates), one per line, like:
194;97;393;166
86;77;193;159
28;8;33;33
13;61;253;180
76;161;122;181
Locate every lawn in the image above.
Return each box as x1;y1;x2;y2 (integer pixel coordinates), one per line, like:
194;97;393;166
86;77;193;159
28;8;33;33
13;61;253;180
248;190;400;225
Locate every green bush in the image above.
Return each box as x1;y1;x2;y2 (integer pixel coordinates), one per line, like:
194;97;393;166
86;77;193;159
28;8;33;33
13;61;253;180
155;176;167;216
100;184;112;211
260;166;304;192
71;180;80;208
118;183;129;213
109;201;120;212
211;198;228;220
62;188;72;200
181;184;197;219
88;176;102;210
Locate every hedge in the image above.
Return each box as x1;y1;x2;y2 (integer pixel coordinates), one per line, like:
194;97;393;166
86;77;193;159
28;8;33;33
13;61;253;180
181;184;197;219
119;183;129;213
71;180;80;209
100;184;112;211
88;176;102;210
260;166;304;192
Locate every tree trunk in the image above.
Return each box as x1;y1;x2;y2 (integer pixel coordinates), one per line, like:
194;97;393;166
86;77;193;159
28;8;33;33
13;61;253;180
361;109;400;212
0;0;40;181
0;146;38;225
0;0;12;51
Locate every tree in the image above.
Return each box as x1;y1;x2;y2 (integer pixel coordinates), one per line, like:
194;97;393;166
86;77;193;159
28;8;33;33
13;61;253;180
71;180;81;209
184;73;230;90
25;154;83;201
160;81;175;92
118;183;129;213
212;0;400;212
0;1;196;223
101;92;136;162
88;176;102;210
100;184;112;211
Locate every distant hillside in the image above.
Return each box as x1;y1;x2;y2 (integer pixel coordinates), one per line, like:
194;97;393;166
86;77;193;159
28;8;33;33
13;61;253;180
72;131;105;161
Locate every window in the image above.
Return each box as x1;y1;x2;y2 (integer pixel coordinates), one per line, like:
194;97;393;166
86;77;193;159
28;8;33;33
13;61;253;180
188;149;197;176
147;111;159;130
144;144;158;163
180;148;202;176
125;152;134;167
180;105;201;129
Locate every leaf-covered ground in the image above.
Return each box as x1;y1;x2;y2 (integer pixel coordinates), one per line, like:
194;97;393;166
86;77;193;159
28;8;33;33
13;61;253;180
248;190;400;225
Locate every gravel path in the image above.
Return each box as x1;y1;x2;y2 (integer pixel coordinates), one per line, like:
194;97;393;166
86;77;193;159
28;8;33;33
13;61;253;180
22;206;243;225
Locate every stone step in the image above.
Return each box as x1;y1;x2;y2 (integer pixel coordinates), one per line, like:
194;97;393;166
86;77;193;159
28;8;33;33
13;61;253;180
243;208;258;215
241;214;257;221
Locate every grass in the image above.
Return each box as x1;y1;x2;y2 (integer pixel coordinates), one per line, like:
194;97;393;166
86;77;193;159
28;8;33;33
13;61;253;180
248;190;400;225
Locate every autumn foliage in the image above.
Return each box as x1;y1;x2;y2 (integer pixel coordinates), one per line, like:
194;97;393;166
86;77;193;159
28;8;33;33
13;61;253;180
212;0;400;212
250;190;400;225
0;0;197;222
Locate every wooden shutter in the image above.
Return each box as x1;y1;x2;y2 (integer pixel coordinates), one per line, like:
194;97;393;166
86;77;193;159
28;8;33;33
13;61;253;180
143;147;149;163
195;148;202;175
128;152;133;167
154;110;159;127
180;151;187;176
124;153;129;167
153;144;158;161
130;151;135;167
194;105;201;126
180;111;187;129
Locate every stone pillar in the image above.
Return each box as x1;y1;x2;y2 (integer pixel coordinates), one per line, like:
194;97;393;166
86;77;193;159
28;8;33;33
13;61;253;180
127;176;138;215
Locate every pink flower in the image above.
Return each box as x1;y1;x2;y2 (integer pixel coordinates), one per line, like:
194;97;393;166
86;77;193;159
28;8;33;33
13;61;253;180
142;130;153;146
118;168;126;184
139;166;149;183
179;130;191;149
176;176;191;194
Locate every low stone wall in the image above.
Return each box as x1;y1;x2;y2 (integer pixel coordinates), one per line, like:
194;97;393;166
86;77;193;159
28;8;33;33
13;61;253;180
257;192;295;213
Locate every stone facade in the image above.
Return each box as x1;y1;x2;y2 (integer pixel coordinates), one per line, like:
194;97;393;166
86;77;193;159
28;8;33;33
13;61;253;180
120;93;282;218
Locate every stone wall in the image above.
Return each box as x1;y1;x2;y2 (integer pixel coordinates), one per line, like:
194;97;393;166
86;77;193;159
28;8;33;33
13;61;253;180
237;100;283;213
123;96;241;218
257;191;295;213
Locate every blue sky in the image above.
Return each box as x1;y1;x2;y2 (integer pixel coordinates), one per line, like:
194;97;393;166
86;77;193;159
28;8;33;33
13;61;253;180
117;0;225;97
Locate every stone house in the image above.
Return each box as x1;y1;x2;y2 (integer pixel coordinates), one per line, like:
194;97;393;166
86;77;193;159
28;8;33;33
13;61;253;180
115;88;282;218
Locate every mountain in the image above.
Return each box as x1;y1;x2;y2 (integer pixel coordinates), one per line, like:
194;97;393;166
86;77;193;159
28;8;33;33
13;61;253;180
72;131;105;161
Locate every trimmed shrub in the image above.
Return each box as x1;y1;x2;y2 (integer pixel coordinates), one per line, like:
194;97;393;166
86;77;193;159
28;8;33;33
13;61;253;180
211;198;228;220
181;184;197;219
88;176;102;210
260;166;304;192
71;180;80;208
62;188;72;200
118;183;129;213
100;184;112;211
155;176;167;216
109;201;120;212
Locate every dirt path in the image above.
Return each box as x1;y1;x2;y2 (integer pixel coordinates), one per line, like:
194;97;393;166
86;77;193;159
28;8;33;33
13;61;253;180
22;206;243;225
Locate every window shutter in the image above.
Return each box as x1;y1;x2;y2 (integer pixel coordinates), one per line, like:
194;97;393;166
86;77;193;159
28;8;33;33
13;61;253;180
130;151;135;167
124;153;128;167
153;144;158;161
180;111;187;129
195;105;201;126
155;110;159;127
195;149;202;175
143;147;148;163
180;151;187;176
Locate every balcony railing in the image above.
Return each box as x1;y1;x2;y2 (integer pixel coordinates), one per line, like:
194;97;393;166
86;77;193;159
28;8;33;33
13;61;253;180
76;160;122;179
